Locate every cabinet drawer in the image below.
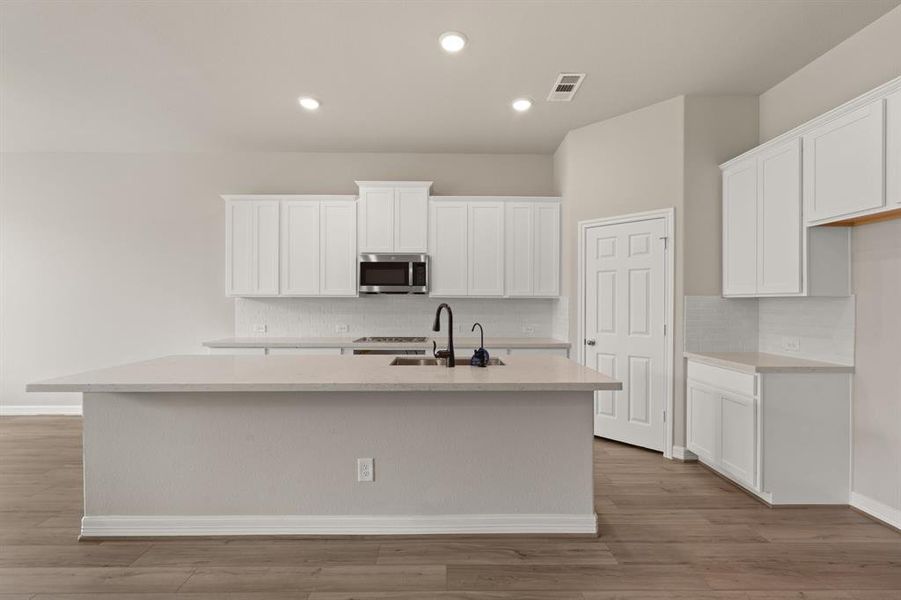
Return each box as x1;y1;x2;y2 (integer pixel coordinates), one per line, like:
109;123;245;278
687;361;756;397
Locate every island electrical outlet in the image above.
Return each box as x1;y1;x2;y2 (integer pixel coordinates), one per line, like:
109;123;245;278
357;458;374;482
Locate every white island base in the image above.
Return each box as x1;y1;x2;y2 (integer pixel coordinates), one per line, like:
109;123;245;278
80;390;595;537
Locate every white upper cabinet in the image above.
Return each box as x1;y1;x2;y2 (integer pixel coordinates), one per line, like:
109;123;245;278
280;200;320;295
468;201;505;297
757;139;802;295
888;89;901;207
722;158;758;296
429;201;468;296
357;182;431;253
319;200;357;296
226;195;356;298
803;99;886;224
225;198;280;297
505;200;560;297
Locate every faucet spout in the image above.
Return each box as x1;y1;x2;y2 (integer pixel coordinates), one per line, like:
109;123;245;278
432;303;455;367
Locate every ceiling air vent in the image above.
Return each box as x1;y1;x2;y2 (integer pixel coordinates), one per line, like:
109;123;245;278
547;73;585;102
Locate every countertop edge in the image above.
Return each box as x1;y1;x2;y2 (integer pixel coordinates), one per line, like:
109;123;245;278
27;383;621;393
203;337;572;349
684;352;855;374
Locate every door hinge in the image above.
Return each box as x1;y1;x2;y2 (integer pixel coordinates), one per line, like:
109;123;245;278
660;236;668;249
662;409;667;422
664;324;667;336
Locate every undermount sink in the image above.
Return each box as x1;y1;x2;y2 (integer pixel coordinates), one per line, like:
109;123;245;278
389;357;506;366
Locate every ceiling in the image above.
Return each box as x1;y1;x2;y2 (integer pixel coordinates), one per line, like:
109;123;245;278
2;0;898;154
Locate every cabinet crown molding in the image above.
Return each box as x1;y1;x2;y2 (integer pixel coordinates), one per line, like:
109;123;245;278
221;194;355;202
355;181;432;189
720;75;901;171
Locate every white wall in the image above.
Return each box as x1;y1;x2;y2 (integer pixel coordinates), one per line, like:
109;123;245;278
0;151;554;412
757;4;901;523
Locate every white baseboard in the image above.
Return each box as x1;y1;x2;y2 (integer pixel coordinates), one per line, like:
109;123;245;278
0;405;82;416
81;513;598;537
672;445;697;461
851;491;901;531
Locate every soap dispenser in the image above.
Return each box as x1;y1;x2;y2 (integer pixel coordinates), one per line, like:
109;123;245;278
470;322;490;367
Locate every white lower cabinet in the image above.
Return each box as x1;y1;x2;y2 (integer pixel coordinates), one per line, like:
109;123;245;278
686;359;851;504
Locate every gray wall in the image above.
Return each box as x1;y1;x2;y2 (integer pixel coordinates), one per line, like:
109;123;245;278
0;151;554;410
757;4;901;516
759;6;901;142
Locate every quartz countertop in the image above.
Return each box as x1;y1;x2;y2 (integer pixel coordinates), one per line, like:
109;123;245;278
203;336;571;350
684;351;854;374
27;354;618;393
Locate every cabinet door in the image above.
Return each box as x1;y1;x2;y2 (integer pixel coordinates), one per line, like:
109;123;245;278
722;159;758;296
468;201;505;296
505;202;534;296
803;99;886;223
534;202;560;296
280;201;320;295
429;201;468;296
888;90;901;207
687;381;718;464
320;201;357;296
720;392;757;489
358;188;395;252
757;139;802;295
226;200;279;296
394;188;429;253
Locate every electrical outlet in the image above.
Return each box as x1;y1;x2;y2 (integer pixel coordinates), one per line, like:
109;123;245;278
782;337;801;353
335;323;349;334
522;325;536;335
252;324;267;334
357;458;374;482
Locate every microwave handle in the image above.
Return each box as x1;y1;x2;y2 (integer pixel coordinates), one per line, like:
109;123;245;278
409;262;414;286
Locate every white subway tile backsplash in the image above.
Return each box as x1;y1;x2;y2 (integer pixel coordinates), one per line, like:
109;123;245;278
684;296;758;353
235;296;558;338
758;296;855;365
684;295;855;365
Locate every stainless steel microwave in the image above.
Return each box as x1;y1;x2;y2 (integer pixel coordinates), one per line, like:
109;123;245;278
358;254;428;294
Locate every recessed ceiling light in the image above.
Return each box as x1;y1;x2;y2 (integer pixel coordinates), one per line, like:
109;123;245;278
439;31;467;53
298;97;320;110
512;98;533;112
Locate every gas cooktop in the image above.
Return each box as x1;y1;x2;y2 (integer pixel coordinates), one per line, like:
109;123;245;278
353;336;428;343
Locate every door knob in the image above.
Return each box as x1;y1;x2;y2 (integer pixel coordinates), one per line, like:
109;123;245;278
585;339;596;346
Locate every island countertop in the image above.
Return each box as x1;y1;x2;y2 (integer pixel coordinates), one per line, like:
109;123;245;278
27;354;621;393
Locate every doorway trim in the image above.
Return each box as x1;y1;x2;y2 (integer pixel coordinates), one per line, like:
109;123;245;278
576;207;676;459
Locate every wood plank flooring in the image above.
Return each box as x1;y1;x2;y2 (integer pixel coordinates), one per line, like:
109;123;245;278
1;416;899;599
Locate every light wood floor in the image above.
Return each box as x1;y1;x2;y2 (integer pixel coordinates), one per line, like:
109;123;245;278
1;416;900;599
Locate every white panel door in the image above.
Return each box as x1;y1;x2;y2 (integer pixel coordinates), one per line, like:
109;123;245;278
534;202;560;296
280;201;320;295
358;188;395;252
888;90;901;206
757;139;802;295
686;381;719;463
803;99;886;223
226;200;279;296
468;201;505;296
429;201;468;296
320;201;357;296
505;202;534;296
723;158;758;296
720;391;757;488
394;188;429;252
584;217;666;451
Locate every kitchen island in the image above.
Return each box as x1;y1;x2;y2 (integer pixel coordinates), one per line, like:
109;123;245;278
28;354;620;538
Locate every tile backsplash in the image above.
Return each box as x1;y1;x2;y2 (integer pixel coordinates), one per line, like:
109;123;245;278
235;296;559;338
684;295;855;365
758;296;855;365
684;296;759;353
